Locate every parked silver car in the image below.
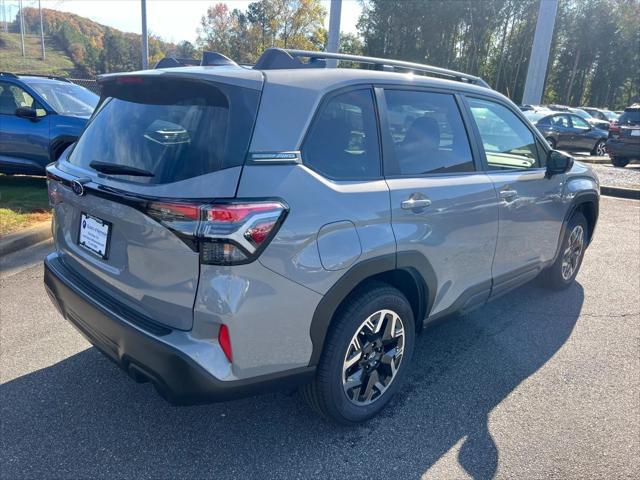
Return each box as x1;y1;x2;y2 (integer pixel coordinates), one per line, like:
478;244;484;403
44;49;599;423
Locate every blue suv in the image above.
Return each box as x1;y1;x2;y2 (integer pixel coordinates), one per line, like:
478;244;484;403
0;72;98;175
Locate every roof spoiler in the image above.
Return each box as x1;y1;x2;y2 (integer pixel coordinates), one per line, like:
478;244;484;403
154;52;238;69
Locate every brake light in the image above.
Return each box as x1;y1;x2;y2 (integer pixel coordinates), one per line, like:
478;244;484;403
218;324;232;362
116;76;145;84
200;201;287;265
609;121;620;137
143;199;288;265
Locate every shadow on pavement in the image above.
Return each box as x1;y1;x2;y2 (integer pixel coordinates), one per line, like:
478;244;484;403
0;282;584;479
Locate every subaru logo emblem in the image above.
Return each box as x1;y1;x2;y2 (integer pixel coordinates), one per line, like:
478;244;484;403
71;180;85;196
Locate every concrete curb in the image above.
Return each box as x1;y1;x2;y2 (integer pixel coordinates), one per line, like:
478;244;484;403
600;186;640;200
0;221;52;257
575;157;611;165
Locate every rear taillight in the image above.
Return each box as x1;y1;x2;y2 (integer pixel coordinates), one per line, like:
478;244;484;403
144;199;288;265
199;201;287;265
609;121;620;137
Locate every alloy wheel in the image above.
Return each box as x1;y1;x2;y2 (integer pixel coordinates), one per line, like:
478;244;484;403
342;309;405;406
561;225;584;280
596;141;606;156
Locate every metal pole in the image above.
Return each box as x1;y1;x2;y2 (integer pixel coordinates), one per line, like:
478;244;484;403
141;0;149;69
1;0;5;33
39;0;45;60
326;0;342;68
522;0;558;105
19;0;25;57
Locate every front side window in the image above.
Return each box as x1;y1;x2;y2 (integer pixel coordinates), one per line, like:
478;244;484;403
551;115;571;128
468;98;541;171
384;90;474;175
0;82;44;116
302;89;380;179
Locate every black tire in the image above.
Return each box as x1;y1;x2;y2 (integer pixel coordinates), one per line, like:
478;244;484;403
591;139;606;156
546;137;556;150
539;211;588;290
302;283;415;424
611;156;629;168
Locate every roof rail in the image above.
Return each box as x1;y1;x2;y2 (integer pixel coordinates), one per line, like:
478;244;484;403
14;73;71;82
0;71;19;78
254;48;490;88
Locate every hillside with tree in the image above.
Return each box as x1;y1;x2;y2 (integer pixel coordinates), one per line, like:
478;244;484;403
5;7;176;75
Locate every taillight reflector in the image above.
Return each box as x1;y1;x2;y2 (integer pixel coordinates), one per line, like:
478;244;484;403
219;324;232;362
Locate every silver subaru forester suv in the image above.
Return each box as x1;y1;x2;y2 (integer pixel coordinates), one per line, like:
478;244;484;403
44;49;599;424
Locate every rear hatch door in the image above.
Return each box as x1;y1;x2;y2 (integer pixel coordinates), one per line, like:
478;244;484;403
617;108;640;145
48;70;262;330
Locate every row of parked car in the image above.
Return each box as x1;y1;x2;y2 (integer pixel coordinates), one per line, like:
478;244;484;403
520;103;640;167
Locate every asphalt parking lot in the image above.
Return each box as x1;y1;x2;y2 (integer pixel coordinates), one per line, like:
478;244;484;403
1;197;638;479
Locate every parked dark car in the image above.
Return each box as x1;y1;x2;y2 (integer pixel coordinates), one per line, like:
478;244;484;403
545;104;610;131
606;104;640;167
524;111;608;155
0;72;98;175
581;107;618;123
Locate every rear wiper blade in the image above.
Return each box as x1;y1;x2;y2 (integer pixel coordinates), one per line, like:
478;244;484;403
89;161;154;177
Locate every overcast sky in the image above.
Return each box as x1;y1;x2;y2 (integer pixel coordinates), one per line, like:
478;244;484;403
19;0;363;44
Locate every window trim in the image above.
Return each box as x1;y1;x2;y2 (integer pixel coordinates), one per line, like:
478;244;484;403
374;85;481;179
461;93;550;174
299;85;383;182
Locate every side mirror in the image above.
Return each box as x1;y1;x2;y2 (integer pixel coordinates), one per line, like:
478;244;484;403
15;106;38;120
546;150;574;176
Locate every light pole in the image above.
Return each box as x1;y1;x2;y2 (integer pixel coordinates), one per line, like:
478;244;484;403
19;0;25;57
522;0;559;105
39;0;45;60
326;0;342;68
141;0;149;69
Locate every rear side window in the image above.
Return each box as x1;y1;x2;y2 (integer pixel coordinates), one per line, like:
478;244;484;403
68;78;260;184
383;90;474;175
302;88;380;179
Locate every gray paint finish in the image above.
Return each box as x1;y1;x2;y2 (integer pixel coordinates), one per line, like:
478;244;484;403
238;164;396;295
50;179;199;330
387;173;499;316
193;262;322;379
317;221;362;271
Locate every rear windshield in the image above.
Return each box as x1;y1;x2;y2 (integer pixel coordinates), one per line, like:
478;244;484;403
68;78;260;184
619;110;640;125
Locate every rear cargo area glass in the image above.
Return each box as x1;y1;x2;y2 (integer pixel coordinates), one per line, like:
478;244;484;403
68;78;259;184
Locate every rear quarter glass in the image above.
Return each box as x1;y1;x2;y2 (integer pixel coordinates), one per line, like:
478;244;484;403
67;77;260;185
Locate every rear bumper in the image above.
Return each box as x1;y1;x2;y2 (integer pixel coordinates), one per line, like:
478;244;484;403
606;139;640;159
44;253;315;405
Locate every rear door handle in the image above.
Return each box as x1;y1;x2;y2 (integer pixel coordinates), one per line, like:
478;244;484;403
401;197;431;210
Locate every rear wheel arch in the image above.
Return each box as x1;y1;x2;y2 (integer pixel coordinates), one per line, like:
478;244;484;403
308;252;436;366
